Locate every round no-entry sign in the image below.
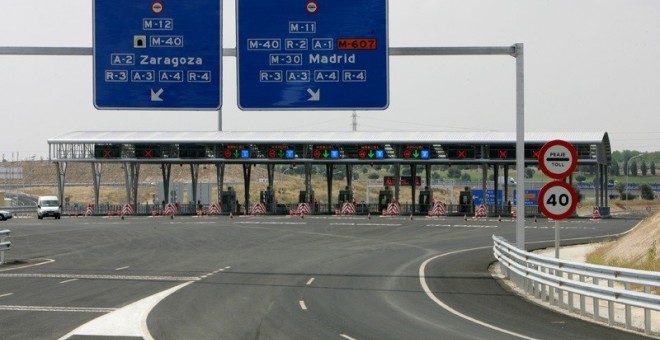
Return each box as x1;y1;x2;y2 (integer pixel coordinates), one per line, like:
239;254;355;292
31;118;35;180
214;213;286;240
538;139;577;179
538;181;578;220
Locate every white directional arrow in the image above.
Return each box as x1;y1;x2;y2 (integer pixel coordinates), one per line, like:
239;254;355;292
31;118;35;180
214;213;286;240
306;88;320;101
150;88;164;102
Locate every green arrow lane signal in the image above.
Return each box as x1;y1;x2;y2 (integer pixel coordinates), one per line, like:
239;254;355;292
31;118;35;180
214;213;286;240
412;150;420;158
368;150;375;158
323;150;330;158
278;150;285;158
233;150;240;158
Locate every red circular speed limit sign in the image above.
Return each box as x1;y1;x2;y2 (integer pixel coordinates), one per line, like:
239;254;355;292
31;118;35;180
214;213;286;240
538;181;578;220
538;139;577;179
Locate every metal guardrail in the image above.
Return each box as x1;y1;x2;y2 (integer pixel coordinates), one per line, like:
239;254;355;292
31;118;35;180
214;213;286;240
0;229;10;264
493;235;660;335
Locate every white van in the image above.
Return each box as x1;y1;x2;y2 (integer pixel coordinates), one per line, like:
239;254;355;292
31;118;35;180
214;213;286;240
37;196;61;220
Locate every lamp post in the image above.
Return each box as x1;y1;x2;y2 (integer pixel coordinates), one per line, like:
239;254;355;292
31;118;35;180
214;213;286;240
625;153;644;211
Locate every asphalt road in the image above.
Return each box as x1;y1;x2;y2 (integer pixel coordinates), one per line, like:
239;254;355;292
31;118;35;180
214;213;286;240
0;214;646;340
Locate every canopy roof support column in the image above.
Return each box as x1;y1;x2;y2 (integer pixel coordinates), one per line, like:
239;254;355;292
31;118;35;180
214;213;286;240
493;164;500;211
92;162;102;208
242;164;252;214
124;162;139;207
55;161;67;206
326;164;333;212
304;162;312;203
394;163;400;203
190;164;199;205
410;164;417;214
161;163;171;203
216;163;225;204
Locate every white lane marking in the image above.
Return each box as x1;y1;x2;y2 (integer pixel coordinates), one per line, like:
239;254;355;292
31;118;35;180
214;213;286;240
224;266;231;269
115;266;130;271
306;278;315;286
59;279;79;284
0;258;55;272
329;222;401;226
419;247;539;340
426;224;499;228
0;293;13;298
0;305;114;313
0;273;199;282
340;334;358;340
299;300;307;311
236;221;306;225
58;281;194;340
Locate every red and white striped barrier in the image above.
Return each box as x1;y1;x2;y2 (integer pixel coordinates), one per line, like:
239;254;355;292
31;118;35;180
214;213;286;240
164;203;177;217
341;203;355;215
475;204;487;218
296;203;311;215
121;204;134;216
251;202;266;215
383;202;400;216
207;203;222;215
427;202;447;217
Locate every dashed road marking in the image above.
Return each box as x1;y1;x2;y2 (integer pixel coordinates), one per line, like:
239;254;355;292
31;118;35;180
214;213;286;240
0;293;13;298
59;279;79;284
340;334;358;340
299;300;307;311
0;273;200;282
306;278;315;286
115;266;130;271
0;305;115;313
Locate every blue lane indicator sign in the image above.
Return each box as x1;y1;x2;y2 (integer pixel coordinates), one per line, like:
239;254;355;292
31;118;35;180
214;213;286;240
237;0;389;110
93;0;222;110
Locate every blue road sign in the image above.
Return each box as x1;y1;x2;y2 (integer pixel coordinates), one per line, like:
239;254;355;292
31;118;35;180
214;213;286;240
237;0;388;110
93;0;221;110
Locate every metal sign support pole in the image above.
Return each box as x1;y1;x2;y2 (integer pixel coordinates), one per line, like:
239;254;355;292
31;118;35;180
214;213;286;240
555;220;561;258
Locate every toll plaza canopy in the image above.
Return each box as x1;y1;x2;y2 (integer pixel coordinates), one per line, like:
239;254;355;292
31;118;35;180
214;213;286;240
47;130;612;216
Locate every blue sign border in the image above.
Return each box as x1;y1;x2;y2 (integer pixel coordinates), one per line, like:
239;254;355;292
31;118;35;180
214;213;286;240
237;0;389;110
93;0;222;110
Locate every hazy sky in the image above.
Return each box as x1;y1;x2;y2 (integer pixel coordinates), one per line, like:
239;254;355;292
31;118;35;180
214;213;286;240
1;0;659;160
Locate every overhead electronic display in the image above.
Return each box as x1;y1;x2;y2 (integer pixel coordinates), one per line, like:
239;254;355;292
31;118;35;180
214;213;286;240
223;145;251;159
401;145;430;160
267;145;295;159
312;145;341;160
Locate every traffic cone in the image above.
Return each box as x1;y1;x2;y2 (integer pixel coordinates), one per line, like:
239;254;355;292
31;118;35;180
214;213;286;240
410;213;413;221
498;215;502;222
300;212;304;219
463;214;467;222
367;213;371;220
229;212;233;219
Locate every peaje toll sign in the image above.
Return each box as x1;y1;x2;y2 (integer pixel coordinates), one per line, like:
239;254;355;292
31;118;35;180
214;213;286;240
538;139;577;179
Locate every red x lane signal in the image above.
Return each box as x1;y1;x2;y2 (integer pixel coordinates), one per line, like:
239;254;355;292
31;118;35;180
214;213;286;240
102;150;112;158
456;150;466;159
498;150;508;159
143;149;153;158
532;149;540;159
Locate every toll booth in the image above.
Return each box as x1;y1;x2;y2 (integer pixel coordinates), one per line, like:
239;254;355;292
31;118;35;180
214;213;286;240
221;188;237;214
459;188;473;214
378;187;393;212
338;187;353;205
419;189;432;213
260;189;275;212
